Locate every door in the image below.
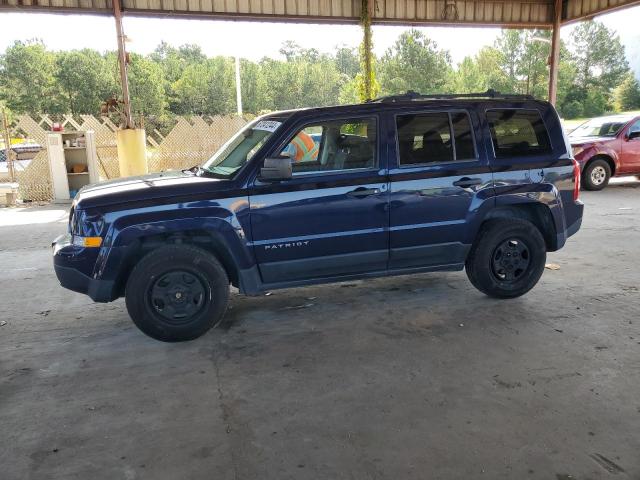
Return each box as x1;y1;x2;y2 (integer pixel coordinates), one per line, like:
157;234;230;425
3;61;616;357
46;133;70;201
620;119;640;174
387;109;492;269
249;116;389;285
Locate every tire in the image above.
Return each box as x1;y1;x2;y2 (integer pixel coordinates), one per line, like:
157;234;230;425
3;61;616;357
125;245;229;342
582;158;611;191
465;218;546;299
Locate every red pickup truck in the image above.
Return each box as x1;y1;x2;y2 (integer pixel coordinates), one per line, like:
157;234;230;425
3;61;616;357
569;114;640;190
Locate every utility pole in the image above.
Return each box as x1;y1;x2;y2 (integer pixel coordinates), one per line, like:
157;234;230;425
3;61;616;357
235;56;243;116
113;0;134;129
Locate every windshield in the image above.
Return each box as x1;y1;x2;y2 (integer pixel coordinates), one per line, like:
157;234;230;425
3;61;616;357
570;117;632;138
202;119;282;177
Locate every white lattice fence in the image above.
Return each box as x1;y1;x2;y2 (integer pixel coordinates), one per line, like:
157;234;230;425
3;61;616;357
8;114;248;202
148;115;248;173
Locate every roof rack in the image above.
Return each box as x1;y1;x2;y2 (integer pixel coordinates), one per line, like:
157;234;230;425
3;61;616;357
367;89;534;103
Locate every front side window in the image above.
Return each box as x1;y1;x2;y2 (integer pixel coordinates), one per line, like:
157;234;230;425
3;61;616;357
395;111;475;165
203;119;282;177
278;118;377;174
487;109;551;158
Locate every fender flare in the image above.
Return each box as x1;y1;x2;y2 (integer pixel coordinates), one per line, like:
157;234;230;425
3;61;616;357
95;207;258;295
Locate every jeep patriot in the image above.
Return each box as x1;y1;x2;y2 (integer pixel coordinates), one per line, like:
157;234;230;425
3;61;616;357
53;91;584;341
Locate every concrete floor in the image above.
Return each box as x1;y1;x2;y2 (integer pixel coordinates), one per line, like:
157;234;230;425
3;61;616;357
1;179;639;480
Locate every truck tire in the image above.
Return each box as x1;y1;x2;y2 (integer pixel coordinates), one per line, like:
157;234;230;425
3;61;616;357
465;218;546;299
582;158;611;191
125;245;229;342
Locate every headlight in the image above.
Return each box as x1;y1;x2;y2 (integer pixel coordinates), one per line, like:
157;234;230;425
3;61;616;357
71;209;105;247
72;236;103;248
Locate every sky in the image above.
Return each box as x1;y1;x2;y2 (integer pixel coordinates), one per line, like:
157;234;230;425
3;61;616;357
0;7;639;70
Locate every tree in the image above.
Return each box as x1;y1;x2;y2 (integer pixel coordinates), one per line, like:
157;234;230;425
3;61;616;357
494;30;522;92
258;57;345;110
172;57;234;115
571;21;629;92
449;45;515;94
613;73;640;111
0;40;61;113
334;46;360;78
150;42;207;84
239;59;263;115
451;56;486;93
55;50;117;114
518;30;552;98
150;42;207;112
120;53;167;116
378;30;452;95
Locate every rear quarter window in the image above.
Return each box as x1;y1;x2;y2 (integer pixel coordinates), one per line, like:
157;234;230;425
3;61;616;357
487;109;551;158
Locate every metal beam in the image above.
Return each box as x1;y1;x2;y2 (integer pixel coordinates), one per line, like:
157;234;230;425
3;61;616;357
548;0;562;105
113;0;134;129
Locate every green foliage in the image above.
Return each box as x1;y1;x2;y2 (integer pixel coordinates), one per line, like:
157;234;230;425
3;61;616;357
613;73;640;111
0;40;61;114
571;21;629;92
561;100;584;119
258;57;345;110
378;29;452;95
0;22;635;122
358;2;379;102
56;49;117;114
172;57;234;115
335;46;360;78
582;89;609;117
124;53;167;116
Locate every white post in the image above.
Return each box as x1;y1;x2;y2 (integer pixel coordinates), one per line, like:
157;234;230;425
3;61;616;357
235;56;243;116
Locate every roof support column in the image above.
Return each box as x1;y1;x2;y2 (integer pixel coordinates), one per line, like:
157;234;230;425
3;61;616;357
360;0;375;101
548;0;562;105
113;0;134;129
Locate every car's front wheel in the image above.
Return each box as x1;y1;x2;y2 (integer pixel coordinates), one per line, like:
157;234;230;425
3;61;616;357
125;245;229;342
465;218;546;299
582;158;611;191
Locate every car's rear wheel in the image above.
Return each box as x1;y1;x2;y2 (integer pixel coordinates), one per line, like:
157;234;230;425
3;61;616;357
582;158;611;191
465;218;546;299
125;245;229;342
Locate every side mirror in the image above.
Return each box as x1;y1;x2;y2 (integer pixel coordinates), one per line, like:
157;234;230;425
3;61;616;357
260;156;292;181
628;130;640;140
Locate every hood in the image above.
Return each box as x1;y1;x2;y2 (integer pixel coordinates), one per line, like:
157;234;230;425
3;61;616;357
74;170;235;210
569;135;616;146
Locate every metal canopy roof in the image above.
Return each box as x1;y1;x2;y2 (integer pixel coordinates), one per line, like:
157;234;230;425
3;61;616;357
1;0;639;27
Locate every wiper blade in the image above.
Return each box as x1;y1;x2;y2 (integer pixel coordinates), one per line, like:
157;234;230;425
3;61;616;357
184;165;230;179
182;165;203;175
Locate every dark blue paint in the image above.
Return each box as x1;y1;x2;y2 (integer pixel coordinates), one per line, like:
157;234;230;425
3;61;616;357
53;98;584;302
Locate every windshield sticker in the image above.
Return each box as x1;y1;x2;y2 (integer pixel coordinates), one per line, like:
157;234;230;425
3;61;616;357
254;120;282;132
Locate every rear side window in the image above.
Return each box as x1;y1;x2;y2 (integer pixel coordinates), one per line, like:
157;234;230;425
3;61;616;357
487;109;551;158
395;111;476;166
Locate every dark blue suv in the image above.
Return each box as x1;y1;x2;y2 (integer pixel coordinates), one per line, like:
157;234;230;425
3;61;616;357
53;91;584;342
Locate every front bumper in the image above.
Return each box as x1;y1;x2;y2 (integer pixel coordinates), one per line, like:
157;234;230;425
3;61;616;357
52;234;115;302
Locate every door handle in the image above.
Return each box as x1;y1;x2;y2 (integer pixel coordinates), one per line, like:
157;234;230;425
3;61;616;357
452;177;482;188
347;187;380;198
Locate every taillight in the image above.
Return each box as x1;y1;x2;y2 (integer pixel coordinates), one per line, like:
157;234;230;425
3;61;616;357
572;159;581;201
